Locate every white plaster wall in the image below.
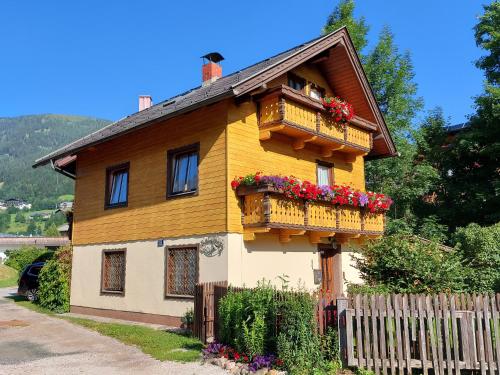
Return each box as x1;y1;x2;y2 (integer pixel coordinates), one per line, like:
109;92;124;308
340;243;363;294
70;234;228;317
227;233;320;291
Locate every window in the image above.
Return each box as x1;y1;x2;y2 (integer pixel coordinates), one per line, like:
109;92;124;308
105;163;129;208
317;162;333;186
167;143;199;197
165;246;198;297
288;73;306;92
27;265;42;277
101;250;126;294
310;84;325;100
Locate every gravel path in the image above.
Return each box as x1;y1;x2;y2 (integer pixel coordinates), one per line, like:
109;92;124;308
0;287;225;375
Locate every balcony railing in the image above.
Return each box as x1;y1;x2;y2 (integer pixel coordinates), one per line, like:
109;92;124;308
257;86;374;159
237;185;385;243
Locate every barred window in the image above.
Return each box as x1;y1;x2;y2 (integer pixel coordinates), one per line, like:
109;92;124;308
165;246;198;297
101;250;126;294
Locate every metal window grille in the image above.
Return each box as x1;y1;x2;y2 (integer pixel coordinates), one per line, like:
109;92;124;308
166;247;197;296
102;251;125;292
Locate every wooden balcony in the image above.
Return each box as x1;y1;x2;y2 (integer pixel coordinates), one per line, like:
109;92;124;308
257;86;374;160
237;185;385;244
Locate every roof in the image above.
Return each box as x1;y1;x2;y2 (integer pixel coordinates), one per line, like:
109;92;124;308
33;28;395;168
0;236;70;247
444;122;471;134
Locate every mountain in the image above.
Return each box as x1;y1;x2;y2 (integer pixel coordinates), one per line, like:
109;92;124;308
0;114;111;209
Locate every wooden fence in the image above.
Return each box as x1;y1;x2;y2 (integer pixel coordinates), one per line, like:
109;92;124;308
193;281;342;343
193;283;499;374
338;294;500;375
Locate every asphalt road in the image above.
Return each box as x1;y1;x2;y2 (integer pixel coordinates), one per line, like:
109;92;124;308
0;287;225;375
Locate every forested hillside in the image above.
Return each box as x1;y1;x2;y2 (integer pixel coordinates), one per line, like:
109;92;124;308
0;114;110;209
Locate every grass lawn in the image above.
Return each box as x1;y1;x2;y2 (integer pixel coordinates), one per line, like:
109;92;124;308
0;264;18;288
64;317;203;362
7;296;202;362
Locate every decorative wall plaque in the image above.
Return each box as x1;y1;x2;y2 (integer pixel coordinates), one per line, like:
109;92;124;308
200;237;224;257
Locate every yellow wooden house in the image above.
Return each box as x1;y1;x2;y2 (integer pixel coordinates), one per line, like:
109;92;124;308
34;27;396;326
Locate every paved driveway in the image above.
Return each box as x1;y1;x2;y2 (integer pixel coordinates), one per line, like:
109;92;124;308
0;287;225;375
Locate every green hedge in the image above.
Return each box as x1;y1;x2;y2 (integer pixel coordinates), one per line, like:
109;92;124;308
4;246;54;275
38;246;72;313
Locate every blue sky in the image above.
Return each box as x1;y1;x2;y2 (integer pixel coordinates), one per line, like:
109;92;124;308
0;1;486;125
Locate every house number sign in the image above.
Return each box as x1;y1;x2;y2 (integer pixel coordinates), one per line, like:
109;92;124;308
200;237;224;257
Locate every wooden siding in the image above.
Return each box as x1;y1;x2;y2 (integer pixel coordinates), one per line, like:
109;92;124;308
72;102;228;245
227;101;366;233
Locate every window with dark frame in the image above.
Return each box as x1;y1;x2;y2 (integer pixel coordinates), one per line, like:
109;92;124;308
105;163;129;208
101;250;126;294
165;246;198;297
316;161;333;186
167;144;199;197
287;73;306;92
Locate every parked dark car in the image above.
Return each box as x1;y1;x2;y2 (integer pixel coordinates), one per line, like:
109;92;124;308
17;262;45;301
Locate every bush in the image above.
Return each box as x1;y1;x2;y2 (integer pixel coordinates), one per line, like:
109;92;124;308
37;246;72;313
4;246;53;275
218;282;277;356
453;222;500;293
276;291;324;374
353;234;465;293
218;282;336;374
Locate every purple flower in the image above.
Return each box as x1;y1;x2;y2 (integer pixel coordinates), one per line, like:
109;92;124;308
249;354;275;372
202;342;226;357
359;193;369;207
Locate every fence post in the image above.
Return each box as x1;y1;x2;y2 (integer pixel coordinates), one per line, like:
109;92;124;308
337;296;349;368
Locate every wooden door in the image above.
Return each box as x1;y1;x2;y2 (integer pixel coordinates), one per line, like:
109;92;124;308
319;245;336;293
320;244;344;295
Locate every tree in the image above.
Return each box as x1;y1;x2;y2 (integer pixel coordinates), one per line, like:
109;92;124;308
0;213;10;232
363;27;423;137
15;212;25;223
352;235;465;293
43;223;61;237
322;2;427;227
26;221;39;235
474;1;500;85
453;222;500;293
323;0;369;52
421;2;500;229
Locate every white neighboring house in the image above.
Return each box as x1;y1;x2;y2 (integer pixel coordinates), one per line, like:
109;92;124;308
3;199;32;210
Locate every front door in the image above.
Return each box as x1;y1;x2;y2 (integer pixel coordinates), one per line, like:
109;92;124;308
319;244;336;293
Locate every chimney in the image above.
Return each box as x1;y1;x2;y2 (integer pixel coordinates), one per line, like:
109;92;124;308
201;52;224;86
139;95;153;111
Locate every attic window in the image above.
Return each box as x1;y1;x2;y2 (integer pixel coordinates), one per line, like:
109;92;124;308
310;83;326;101
288;73;306;92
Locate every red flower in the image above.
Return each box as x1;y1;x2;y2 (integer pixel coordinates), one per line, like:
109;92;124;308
231;180;240;189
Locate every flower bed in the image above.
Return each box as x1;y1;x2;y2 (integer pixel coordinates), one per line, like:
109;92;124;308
203;342;286;374
231;172;392;213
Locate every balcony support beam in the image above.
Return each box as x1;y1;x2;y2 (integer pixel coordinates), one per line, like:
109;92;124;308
279;229;306;243
308;231;336;244
259;125;285;141
292;135;317;151
243;227;271;241
321;145;345;158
